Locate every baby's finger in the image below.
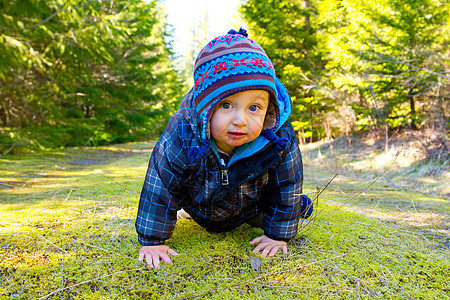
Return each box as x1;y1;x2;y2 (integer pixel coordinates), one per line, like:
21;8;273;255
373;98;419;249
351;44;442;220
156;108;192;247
145;254;154;268
152;253;161;269
168;249;179;256
268;246;280;257
249;236;264;245
251;243;266;253
138;253;144;262
261;245;275;257
281;245;288;254
160;253;172;265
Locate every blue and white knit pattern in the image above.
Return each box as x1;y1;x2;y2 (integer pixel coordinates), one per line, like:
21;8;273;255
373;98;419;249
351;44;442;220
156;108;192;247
188;29;287;160
193;52;276;114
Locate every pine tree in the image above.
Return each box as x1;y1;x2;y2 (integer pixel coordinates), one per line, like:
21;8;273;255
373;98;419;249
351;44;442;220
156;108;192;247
0;0;182;152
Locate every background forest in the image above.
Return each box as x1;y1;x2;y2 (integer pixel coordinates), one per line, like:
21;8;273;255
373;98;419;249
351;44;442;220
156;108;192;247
1;1;449;298
0;0;448;154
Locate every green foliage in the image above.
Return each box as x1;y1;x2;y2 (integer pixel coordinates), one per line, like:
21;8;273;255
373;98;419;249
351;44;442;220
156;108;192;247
322;0;449;130
240;0;449;139
240;0;335;142
0;0;182;153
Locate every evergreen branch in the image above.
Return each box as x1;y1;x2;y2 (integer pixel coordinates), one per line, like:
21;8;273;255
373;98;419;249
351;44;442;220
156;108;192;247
0;0;98;32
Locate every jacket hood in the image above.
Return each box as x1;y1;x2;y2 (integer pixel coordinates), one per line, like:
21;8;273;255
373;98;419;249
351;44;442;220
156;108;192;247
179;77;292;166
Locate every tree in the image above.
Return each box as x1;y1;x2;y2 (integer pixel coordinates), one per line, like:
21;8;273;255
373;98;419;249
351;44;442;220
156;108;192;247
240;0;340;142
0;0;182;152
239;0;449;143
318;0;449;132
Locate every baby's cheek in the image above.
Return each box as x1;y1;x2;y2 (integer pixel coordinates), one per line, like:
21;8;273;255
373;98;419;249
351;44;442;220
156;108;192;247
250;116;266;128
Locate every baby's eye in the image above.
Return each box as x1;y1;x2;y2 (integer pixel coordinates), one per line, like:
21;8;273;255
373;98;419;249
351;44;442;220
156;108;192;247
222;102;231;109
249;105;259;112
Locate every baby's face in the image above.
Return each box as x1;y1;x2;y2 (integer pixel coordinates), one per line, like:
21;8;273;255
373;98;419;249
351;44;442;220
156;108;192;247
210;90;269;155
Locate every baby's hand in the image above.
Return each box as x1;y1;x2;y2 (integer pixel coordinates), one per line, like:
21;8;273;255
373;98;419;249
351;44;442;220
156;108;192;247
138;245;179;268
250;234;288;257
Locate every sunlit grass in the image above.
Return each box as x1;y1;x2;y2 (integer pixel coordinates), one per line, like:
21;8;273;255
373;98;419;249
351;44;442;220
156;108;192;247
1;142;449;299
301;136;449;198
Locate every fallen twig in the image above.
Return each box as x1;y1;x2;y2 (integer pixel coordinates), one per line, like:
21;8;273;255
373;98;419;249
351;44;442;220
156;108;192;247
0;143;16;157
323;145;404;220
37;267;144;299
1;223;68;254
178;254;346;299
293;247;344;256
297;173;338;234
35;231;68;254
83;243;137;261
94;169;138;194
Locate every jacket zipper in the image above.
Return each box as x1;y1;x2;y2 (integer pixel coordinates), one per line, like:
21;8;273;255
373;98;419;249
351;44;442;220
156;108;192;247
220;158;229;186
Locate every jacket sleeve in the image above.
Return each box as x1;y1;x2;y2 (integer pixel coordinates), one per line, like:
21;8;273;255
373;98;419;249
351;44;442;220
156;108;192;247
260;121;304;242
135;114;191;246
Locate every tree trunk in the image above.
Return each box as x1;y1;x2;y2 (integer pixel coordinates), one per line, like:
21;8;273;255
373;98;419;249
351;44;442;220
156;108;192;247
385;122;389;154
303;0;310;59
409;92;416;129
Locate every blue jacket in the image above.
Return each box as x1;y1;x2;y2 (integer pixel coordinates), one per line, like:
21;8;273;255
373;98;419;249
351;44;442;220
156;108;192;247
136;81;305;246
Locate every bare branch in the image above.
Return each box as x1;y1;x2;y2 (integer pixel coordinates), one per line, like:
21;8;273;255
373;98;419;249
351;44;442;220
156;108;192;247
362;50;450;79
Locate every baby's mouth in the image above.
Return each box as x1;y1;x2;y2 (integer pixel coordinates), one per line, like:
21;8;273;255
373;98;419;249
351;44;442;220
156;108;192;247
228;132;246;138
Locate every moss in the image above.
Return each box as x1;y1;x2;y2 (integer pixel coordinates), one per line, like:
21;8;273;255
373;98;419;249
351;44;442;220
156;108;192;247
0;142;448;299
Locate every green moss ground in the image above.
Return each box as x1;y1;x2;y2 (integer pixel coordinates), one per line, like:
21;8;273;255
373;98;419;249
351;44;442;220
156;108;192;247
1;142;449;299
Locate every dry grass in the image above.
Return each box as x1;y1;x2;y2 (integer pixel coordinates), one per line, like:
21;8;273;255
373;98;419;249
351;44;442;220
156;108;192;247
1;141;449;299
301;129;449;198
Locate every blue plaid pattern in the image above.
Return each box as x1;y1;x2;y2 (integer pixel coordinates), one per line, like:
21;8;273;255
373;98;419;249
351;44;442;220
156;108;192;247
262;123;304;240
135;93;305;246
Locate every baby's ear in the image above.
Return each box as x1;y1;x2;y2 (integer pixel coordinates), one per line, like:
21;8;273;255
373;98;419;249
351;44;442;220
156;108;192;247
262;101;277;130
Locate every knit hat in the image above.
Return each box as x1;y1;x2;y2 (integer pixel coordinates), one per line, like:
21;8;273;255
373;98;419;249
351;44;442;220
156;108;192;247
189;28;288;161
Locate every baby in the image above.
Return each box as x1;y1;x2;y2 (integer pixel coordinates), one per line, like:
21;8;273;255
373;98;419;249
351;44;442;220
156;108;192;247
136;28;313;268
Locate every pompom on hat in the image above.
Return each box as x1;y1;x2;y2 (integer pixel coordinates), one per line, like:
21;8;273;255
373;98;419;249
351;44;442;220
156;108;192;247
188;28;288;162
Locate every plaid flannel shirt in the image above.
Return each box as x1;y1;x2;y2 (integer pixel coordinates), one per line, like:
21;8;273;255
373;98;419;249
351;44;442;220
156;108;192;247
136;93;304;246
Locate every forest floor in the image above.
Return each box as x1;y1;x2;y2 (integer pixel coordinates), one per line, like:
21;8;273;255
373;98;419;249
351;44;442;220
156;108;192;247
0;134;449;299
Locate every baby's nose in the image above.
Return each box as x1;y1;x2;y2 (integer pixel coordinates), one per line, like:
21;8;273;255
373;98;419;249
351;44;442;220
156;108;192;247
232;110;247;126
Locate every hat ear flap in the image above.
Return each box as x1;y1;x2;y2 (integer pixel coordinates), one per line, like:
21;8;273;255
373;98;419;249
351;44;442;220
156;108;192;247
188;140;210;163
261;129;289;152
